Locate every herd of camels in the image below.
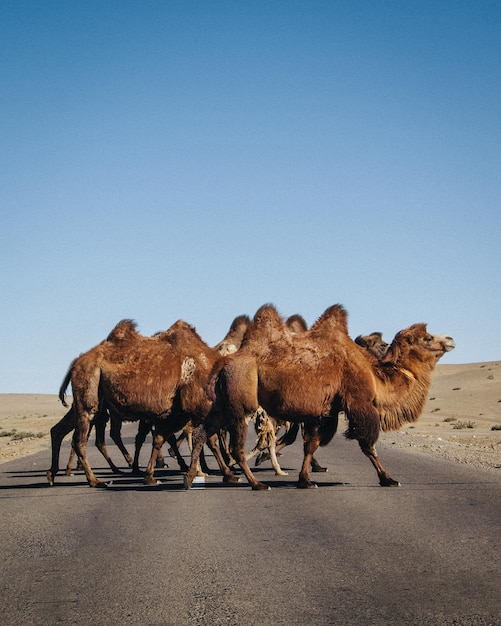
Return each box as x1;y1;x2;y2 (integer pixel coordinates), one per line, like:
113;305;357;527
46;303;455;490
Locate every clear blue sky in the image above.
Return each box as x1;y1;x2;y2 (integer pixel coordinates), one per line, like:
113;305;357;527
1;1;500;393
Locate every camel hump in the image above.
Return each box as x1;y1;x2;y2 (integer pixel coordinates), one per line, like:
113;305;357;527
253;303;282;326
157;320;208;353
214;314;252;354
227;314;252;335
286;314;308;334
241;303;287;347
311;304;349;335
107;319;139;343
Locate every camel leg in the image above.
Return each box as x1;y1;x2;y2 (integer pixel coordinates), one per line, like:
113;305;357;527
231;417;270;491
256;421;326;473
184;426;239;488
185;426;208;477
346;402;399;487
311;457;328;472
268;444;288;476
94;414;122;475
184;424;208;488
255;421;294;466
132;421;152;474
73;409;105;487
109;415;133;468
218;429;234;465
205;431;239;482
359;440;400;487
298;423;321;489
168;430;186;459
198;448;212;476
65;446;77;476
47;406;77;485
277;421;299;449
67;421;96;474
247;441;288;476
143;428;166;485
165;432;189;472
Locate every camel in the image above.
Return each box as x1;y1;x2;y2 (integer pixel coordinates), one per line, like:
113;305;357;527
254;329;390;470
47;315;251;485
187;303;455;490
48;316;250;488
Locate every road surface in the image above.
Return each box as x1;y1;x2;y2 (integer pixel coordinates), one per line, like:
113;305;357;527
0;423;499;625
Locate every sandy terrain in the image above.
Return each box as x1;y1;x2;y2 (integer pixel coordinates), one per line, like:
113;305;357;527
0;361;500;471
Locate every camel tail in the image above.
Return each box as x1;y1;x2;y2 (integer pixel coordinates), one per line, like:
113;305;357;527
58;361;74;407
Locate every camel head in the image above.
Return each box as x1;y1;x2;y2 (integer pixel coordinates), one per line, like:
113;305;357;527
354;332;389;359
382;323;455;365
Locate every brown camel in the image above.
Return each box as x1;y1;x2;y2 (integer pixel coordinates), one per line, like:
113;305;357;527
254;329;391;470
47;315;250;486
188;303;455;490
48;315;251;485
49;315;251;488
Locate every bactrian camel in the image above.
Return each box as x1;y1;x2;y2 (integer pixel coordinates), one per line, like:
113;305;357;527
186;304;455;490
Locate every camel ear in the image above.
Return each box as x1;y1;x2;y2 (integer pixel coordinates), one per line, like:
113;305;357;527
398;328;415;345
381;340;399;363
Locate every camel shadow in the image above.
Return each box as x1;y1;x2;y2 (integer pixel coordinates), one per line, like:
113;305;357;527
1;464;348;492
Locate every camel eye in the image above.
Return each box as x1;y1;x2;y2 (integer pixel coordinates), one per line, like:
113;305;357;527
424;335;433;343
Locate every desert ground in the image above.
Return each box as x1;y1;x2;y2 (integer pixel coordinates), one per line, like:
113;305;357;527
0;361;500;471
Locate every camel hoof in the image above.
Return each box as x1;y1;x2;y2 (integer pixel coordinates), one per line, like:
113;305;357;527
90;481;107;488
297;480;318;489
380;477;401;487
311;465;328;473
275;470;289;476
251;482;271;491
143;476;158;486
223;474;240;483
46;470;54;486
183;474;193;490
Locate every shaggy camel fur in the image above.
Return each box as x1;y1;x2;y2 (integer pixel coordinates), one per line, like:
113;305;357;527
48;315;251;485
130;314;252;475
49;318;240;488
187;304;455;490
254;329;390;470
245;313;325;475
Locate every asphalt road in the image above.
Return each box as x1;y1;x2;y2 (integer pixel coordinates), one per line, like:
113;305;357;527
0;424;500;626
